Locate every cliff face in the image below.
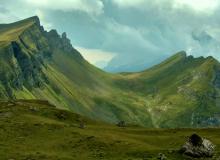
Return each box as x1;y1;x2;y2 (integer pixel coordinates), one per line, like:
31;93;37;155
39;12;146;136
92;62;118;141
0;16;83;98
0;17;122;125
0;17;48;98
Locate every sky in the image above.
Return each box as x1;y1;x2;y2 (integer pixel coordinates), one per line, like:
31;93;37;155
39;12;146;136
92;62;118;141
1;0;220;72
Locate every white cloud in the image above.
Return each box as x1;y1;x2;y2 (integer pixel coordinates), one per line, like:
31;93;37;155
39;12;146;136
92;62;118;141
23;0;104;15
112;0;219;14
112;0;146;8
173;0;219;14
0;13;17;23
75;47;116;68
105;20;159;53
112;0;173;9
34;10;53;30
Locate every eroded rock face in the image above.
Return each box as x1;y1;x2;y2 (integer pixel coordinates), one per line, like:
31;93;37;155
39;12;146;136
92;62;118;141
45;30;82;59
180;134;215;158
11;41;48;89
213;70;220;89
0;16;83;99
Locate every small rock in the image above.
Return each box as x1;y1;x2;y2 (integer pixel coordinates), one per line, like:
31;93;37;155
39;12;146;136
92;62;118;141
180;134;215;158
29;106;38;112
56;112;67;120
79;121;85;129
157;153;166;160
168;149;174;154
117;120;126;127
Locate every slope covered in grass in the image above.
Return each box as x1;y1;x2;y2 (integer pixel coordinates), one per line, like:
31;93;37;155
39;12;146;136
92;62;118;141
0;16;220;128
1;100;220;160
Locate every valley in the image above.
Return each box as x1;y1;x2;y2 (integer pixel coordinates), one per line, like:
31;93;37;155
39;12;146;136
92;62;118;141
0;16;220;128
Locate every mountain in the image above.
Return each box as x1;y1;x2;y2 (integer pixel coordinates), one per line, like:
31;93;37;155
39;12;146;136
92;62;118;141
190;30;220;60
0;16;220;128
0;16;152;126
115;52;220;127
104;53;167;73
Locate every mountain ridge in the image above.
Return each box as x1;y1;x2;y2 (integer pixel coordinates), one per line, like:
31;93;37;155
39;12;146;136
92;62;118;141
0;16;220;128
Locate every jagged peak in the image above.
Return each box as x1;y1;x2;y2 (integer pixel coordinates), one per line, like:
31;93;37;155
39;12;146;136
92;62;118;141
206;55;217;61
21;16;41;26
62;32;67;39
47;29;59;37
160;51;187;65
47;30;69;40
0;16;43;46
171;51;187;59
203;56;220;67
168;51;220;65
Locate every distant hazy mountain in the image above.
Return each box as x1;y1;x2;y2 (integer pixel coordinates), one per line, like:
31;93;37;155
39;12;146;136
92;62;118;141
0;16;220;127
95;60;109;69
105;30;220;73
191;30;220;59
104;54;167;73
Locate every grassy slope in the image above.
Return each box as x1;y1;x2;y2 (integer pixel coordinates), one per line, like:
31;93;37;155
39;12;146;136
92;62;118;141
114;52;220;127
1;100;220;160
0;17;36;46
43;49;153;126
0;17;220;128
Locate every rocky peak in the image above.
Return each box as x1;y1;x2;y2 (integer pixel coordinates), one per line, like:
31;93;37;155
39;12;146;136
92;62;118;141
45;30;80;56
27;16;41;26
0;16;83;98
20;17;82;58
14;16;41;29
61;32;73;53
62;32;67;39
46;29;65;50
47;29;60;38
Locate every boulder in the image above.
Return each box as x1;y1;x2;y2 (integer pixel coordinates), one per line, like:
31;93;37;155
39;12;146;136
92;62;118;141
180;134;215;158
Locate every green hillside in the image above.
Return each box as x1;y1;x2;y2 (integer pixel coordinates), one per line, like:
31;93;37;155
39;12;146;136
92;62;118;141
1;100;220;160
0;16;220;127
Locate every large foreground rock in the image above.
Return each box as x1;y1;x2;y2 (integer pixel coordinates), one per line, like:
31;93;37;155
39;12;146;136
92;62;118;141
180;134;215;158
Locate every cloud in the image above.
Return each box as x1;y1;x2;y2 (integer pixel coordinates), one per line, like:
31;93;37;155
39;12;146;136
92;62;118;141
173;0;219;14
102;0;220;71
112;0;146;8
1;0;220;72
34;10;53;30
112;0;219;14
104;20;159;54
0;0;104;25
75;47;116;68
23;0;104;15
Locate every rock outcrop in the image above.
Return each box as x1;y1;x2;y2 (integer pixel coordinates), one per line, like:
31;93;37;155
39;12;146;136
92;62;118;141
180;134;215;158
0;16;83;98
45;30;82;58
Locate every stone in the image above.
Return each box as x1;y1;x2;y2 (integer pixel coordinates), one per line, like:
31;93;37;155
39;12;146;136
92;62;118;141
180;134;215;158
157;153;166;160
79;121;85;129
117;121;126;127
29;106;38;112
